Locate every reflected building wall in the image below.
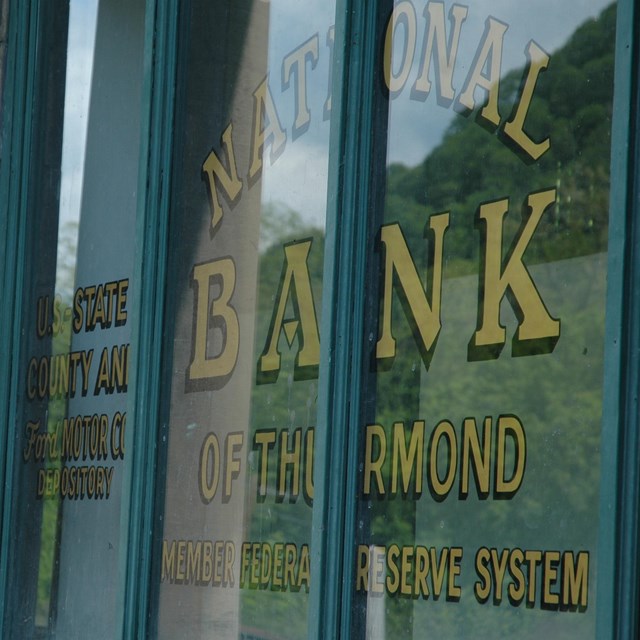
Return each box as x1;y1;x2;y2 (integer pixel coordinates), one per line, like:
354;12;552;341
156;1;268;637
54;0;145;636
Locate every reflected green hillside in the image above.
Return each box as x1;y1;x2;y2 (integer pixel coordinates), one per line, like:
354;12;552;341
370;4;616;639
386;3;615;275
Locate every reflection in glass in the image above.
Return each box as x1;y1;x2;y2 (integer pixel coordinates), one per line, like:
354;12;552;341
353;2;616;638
154;1;335;638
35;1;98;623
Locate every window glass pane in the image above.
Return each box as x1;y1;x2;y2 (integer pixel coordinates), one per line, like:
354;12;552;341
153;1;336;638
4;1;145;637
352;1;616;637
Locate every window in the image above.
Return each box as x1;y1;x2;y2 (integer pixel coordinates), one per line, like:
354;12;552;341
0;1;637;638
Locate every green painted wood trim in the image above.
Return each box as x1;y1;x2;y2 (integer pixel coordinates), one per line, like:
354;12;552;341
309;0;387;636
307;1;355;635
0;0;22;542
0;0;39;627
120;0;178;638
597;0;638;637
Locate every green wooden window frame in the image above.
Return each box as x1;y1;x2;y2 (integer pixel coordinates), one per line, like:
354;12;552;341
598;1;640;637
0;0;638;638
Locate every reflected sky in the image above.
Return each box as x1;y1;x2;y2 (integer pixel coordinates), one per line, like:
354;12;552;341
259;0;614;225
59;0;615;232
386;0;614;166
260;0;336;230
57;0;98;298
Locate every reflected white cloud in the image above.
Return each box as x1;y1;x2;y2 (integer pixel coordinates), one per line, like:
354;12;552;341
57;0;99;296
261;0;335;228
262;137;329;231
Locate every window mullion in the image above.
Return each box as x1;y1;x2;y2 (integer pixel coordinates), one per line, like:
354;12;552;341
120;1;179;638
309;0;390;637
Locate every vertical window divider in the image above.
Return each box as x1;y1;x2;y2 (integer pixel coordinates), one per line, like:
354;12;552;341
121;1;178;638
309;0;388;637
0;1;40;628
597;0;639;638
